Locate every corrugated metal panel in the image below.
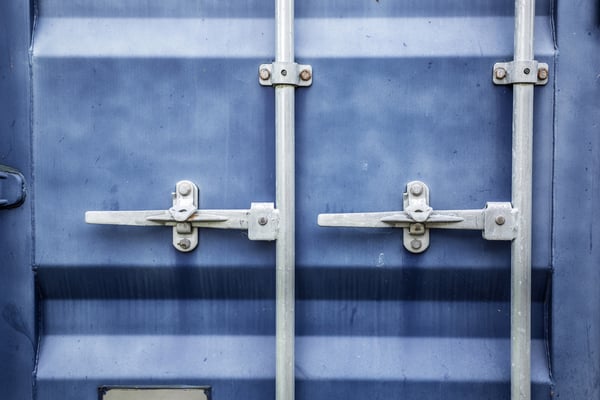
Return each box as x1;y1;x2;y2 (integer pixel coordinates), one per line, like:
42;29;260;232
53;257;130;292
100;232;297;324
0;0;598;399
30;1;554;399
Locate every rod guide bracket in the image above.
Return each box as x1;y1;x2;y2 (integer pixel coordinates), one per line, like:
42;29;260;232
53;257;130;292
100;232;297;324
258;62;312;87
493;60;549;85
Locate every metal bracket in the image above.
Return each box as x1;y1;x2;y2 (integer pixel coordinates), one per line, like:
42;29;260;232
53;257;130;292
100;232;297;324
493;60;549;85
85;180;279;252
0;165;26;209
258;62;313;87
317;181;516;254
247;202;279;241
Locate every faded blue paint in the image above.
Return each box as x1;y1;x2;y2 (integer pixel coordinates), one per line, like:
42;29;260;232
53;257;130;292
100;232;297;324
0;0;598;399
552;0;600;398
0;2;34;400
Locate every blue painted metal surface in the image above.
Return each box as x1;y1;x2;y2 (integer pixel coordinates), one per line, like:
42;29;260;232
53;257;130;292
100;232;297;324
552;0;600;398
0;2;35;400
0;0;598;399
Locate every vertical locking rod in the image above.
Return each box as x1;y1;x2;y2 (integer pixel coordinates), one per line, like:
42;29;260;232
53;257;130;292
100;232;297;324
275;0;295;399
512;0;535;399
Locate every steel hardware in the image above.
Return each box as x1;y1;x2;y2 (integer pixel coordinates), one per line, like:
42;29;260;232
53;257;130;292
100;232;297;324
86;180;278;252
317;181;516;253
493;60;549;85
258;62;313;87
100;386;210;400
0;165;26;209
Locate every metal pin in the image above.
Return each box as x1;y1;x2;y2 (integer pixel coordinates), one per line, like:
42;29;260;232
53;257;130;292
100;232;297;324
259;68;271;81
178;182;192;196
299;69;311;81
410;239;422;250
410;183;423;196
178;238;191;250
495;68;507;80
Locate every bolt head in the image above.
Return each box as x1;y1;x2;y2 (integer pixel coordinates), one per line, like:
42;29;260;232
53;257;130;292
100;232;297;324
495;68;506;80
495;215;506;226
281;69;288;76
258;216;268;226
410;239;422;250
178;182;192;196
537;68;548;80
300;69;312;81
259;68;271;81
178;238;191;250
410;183;423;196
523;67;531;75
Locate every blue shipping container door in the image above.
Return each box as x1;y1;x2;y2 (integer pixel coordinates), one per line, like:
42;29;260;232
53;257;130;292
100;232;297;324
32;1;553;399
0;0;596;399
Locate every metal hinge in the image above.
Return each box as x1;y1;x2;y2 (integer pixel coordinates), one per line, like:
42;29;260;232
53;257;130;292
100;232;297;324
86;180;279;252
0;165;26;209
493;60;549;85
318;181;516;253
258;62;313;87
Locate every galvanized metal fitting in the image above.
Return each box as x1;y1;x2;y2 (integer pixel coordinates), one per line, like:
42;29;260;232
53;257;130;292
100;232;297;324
258;62;313;87
492;60;549;86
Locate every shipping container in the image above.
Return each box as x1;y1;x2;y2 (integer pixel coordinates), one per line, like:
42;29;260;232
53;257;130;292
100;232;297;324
0;1;599;399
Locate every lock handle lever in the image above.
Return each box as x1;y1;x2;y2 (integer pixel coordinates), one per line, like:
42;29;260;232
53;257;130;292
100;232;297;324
318;181;516;253
86;181;279;252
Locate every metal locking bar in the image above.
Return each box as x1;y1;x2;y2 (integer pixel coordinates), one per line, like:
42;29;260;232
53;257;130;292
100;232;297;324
258;1;312;399
318;181;516;253
495;0;544;399
86;180;278;252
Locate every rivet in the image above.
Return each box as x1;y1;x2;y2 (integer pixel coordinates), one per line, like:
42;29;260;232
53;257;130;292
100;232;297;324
300;69;312;81
523;67;531;75
537;67;548;80
178;182;192;196
410;183;423;196
258;216;268;226
259;68;271;81
495;68;506;80
495;215;506;226
410;239;422;250
178;238;191;250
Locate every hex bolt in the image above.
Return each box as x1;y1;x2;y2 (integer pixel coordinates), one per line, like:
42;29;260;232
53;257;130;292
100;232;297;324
537;67;548;80
523;67;531;75
410;183;423;196
300;69;312;81
495;215;506;226
410;239;422;250
258;216;269;226
281;69;288;76
178;182;192;196
495;68;507;80
259;68;271;81
178;238;191;250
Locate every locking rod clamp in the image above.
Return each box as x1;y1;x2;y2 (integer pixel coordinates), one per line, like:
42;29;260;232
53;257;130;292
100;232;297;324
258;62;313;87
493;60;549;85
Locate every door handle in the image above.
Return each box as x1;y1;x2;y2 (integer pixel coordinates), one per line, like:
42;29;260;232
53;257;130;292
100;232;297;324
0;165;26;209
318;180;516;253
86;180;278;252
